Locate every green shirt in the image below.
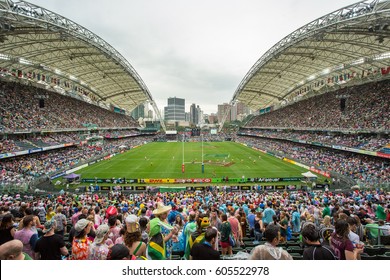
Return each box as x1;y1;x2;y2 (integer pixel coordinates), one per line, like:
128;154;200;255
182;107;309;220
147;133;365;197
376;205;386;220
365;223;379;239
322;206;331;218
23;252;33;260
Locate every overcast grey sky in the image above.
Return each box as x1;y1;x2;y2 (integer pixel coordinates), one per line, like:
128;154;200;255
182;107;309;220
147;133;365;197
28;0;358;115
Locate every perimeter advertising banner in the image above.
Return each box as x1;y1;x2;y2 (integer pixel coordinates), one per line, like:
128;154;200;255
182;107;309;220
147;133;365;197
82;178;138;183
81;177;301;185
309;167;330;177
100;186;136;191
377;152;390;159
143;178;175;184
0;152;17;159
211;178;222;183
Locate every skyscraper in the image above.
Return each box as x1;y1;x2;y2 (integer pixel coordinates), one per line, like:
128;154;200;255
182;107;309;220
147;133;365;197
164;97;185;121
190;103;198;125
218;103;231;123
231;101;250;121
131;103;145;119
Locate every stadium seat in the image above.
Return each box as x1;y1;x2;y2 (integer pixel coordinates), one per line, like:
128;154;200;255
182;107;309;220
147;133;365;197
172;251;184;258
360;254;378;260
379;235;390;245
363;246;386;256
290;253;303;260
289;236;300;242
285;241;301;248
376;254;390;260
287;246;304;255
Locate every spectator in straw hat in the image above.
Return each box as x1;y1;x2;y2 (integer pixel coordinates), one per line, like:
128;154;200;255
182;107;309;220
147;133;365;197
88;224;110;260
147;202;178;260
124;214;146;258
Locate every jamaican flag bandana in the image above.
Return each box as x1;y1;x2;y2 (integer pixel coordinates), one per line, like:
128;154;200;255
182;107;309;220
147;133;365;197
147;218;166;260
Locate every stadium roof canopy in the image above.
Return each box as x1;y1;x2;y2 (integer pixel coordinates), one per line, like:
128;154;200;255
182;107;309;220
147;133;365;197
0;0;166;130
225;0;390;126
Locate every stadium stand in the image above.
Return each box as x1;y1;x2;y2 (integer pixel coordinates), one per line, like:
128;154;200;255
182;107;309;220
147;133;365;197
0;187;388;260
0;0;389;263
245;80;390;131
0;81;139;132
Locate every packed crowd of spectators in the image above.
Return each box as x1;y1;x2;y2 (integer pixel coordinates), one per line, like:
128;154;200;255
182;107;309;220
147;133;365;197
0;133;82;154
239;129;389;152
0;139;21;154
0;136;153;188
237;136;389;187
1;130;147;154
0;80;138;131
0;187;388;260
104;129;140;138
246;80;390;131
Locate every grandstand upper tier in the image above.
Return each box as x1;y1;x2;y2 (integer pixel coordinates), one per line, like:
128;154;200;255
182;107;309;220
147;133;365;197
0;0;165;131
224;0;390;130
245;79;389;132
0;80;140;131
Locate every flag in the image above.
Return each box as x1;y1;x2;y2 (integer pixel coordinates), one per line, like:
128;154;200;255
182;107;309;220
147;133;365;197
147;218;166;260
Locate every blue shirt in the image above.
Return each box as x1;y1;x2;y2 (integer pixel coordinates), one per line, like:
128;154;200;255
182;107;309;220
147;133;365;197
292;211;301;232
262;208;275;225
247;213;256;229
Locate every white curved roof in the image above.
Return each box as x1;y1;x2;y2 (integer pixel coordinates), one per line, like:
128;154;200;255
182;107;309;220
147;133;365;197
0;0;165;130
231;0;390;115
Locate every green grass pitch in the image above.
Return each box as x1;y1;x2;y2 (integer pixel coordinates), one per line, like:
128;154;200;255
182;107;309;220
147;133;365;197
76;142;310;181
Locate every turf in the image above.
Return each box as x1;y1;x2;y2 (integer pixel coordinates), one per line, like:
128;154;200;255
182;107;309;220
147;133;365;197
76;141;309;180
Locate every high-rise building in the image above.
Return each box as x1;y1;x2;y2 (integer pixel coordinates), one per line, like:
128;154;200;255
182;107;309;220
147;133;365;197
164;97;185;121
131;103;145;119
189;103;203;125
218;103;231;123
189;103;199;125
231;101;250;121
208;113;218;124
